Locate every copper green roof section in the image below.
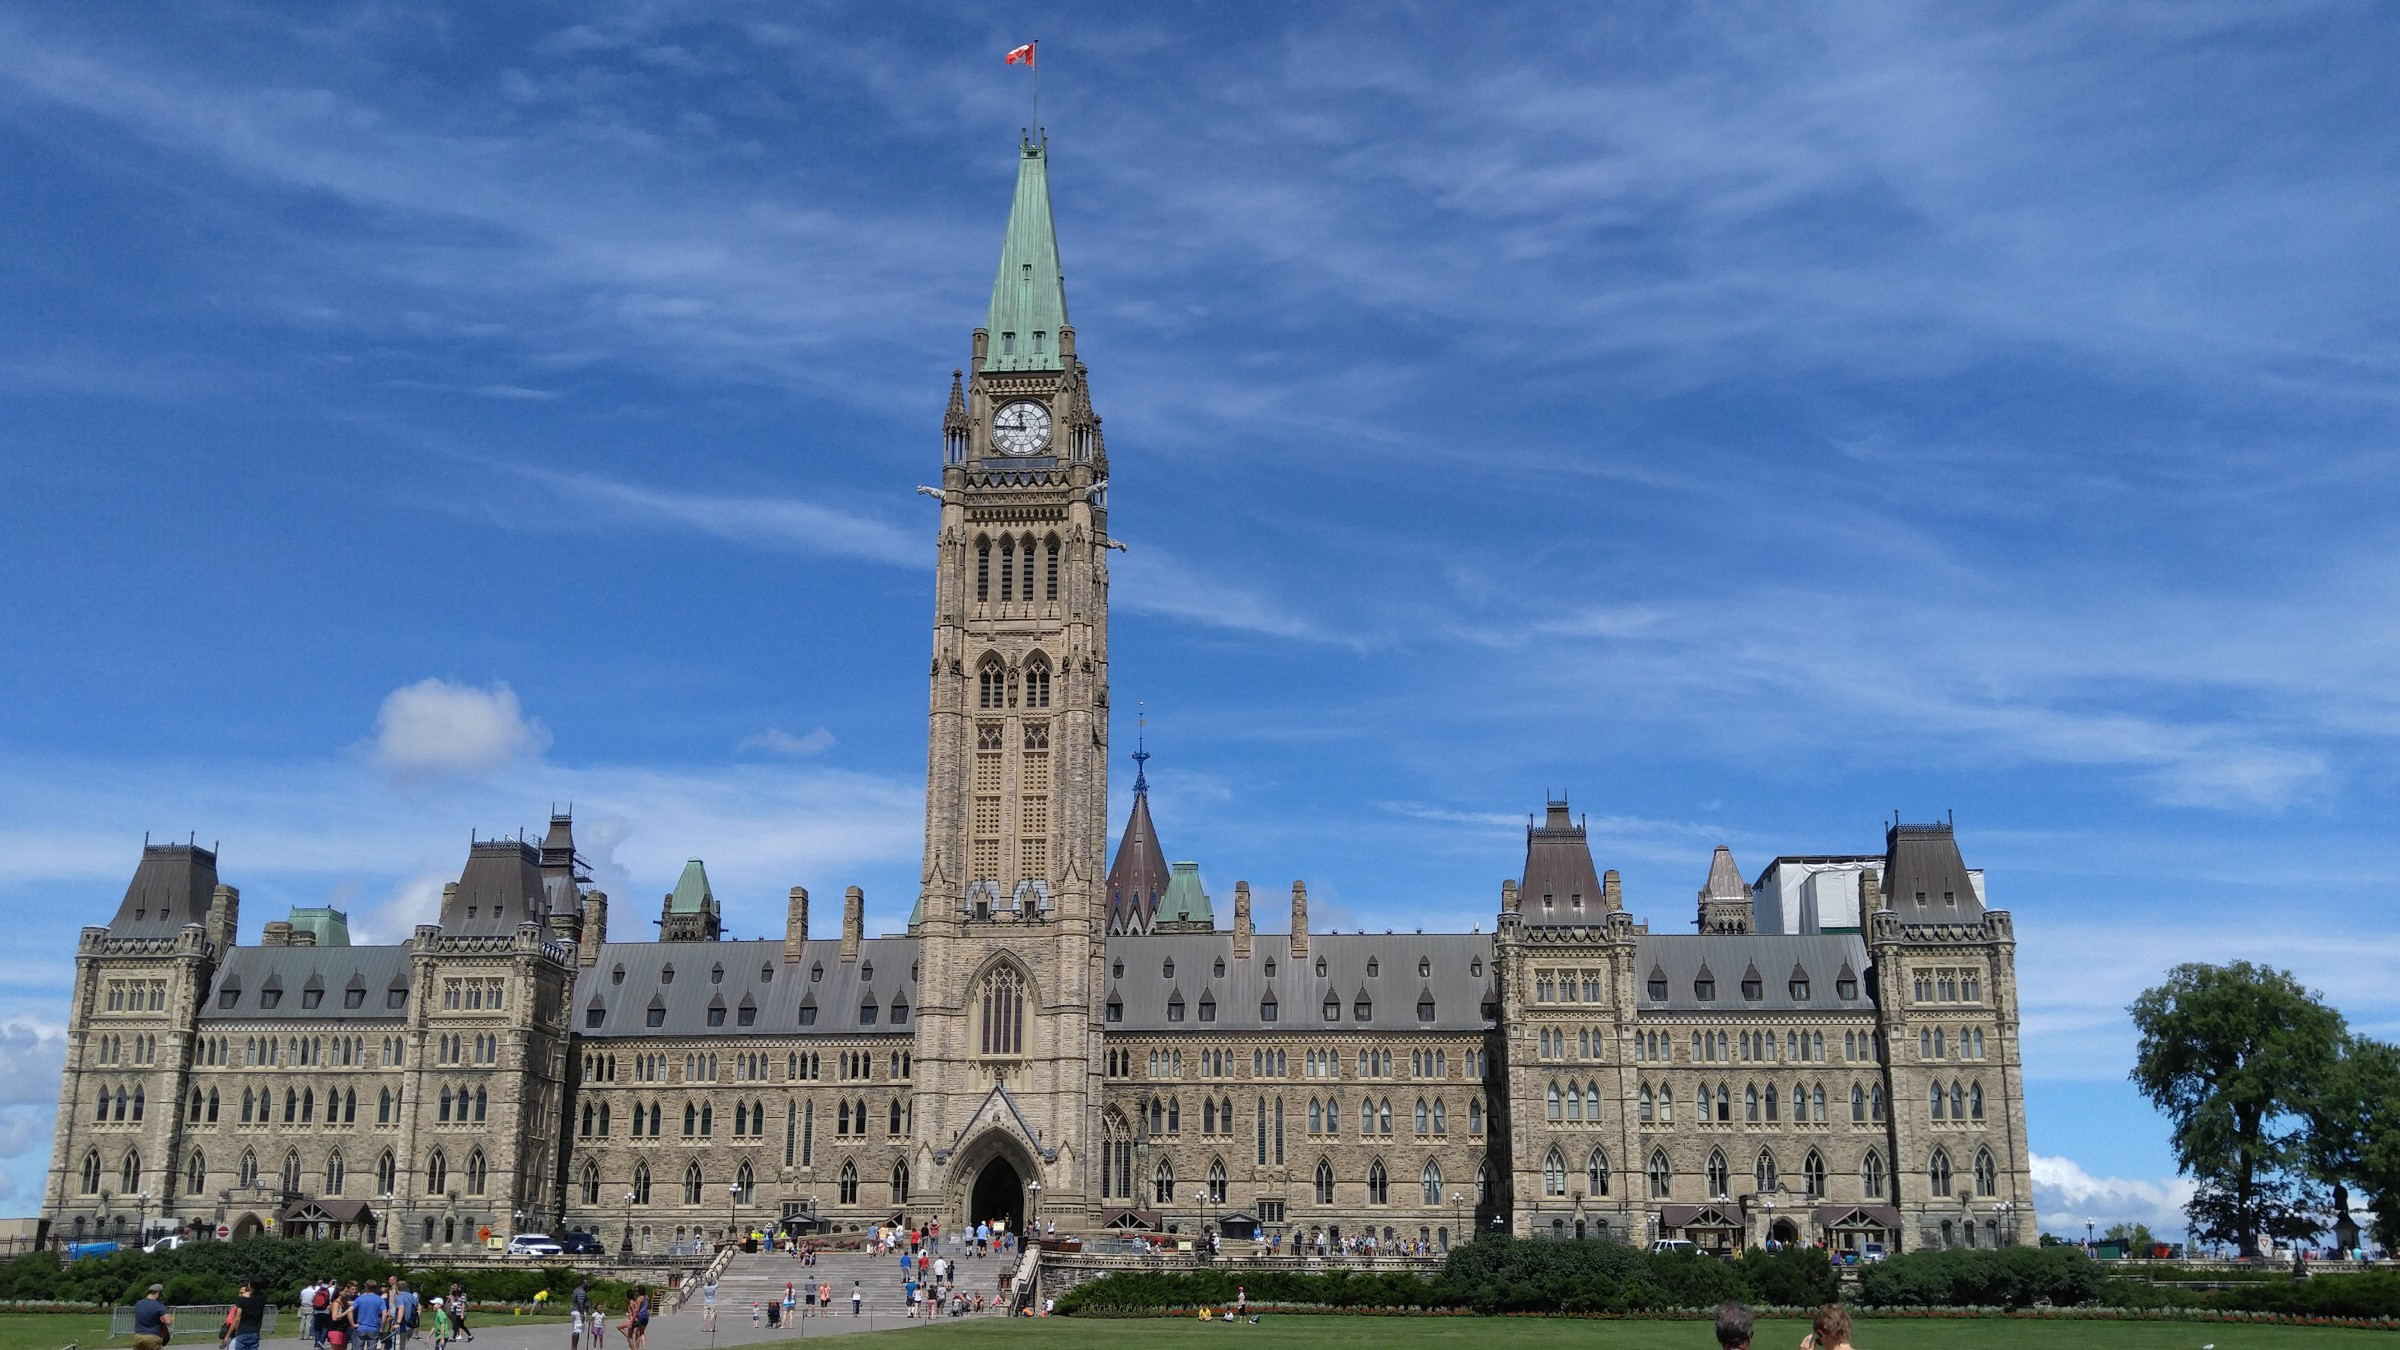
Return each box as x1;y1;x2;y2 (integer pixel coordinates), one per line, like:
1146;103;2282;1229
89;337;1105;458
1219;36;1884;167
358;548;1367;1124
1161;861;1213;927
287;905;352;948
667;858;717;915
984;137;1069;372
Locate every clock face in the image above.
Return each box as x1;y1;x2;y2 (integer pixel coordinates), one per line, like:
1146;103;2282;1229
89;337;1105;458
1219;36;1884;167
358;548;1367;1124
991;400;1053;456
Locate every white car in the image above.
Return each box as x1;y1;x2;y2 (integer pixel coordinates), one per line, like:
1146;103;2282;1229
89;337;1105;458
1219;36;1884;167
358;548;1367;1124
1649;1238;1696;1255
144;1235;187;1254
505;1234;563;1257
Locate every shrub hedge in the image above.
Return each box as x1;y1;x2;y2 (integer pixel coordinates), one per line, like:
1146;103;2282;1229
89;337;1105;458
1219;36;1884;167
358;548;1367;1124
1057;1239;2400;1322
0;1240;647;1308
1055;1238;1839;1317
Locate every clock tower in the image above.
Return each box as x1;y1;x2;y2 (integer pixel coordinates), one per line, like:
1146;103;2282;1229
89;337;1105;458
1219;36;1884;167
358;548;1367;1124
910;135;1111;1228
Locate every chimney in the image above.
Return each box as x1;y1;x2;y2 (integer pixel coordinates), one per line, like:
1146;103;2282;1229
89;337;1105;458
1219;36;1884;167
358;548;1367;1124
1862;867;1886;913
578;891;609;967
260;921;293;948
1602;869;1622;911
205;883;240;955
1502;880;1519;914
786;887;811;964
841;886;864;962
1233;883;1252;958
1289;882;1309;956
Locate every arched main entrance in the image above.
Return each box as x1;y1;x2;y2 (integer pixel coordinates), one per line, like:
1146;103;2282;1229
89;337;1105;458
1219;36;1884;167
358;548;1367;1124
970;1155;1025;1233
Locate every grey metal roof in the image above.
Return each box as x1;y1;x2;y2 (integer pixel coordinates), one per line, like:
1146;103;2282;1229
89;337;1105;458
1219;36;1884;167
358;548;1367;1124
1517;801;1605;927
202;945;414;1021
444;839;549;935
1103;932;1496;1034
1880;823;1986;925
1632;934;1873;1014
110;842;219;938
574;937;918;1039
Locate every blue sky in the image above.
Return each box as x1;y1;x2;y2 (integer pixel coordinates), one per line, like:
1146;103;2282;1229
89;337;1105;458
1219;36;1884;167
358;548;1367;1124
3;2;2397;1239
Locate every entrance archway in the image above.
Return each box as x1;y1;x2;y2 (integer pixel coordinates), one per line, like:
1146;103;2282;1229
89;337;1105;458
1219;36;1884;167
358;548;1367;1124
1771;1218;1800;1245
969;1155;1025;1233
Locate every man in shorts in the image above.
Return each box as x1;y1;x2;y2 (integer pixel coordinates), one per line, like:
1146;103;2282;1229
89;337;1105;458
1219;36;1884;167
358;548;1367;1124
570;1283;590;1350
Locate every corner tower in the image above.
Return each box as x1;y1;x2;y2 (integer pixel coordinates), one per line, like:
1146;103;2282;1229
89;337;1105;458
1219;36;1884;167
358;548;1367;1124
913;135;1110;1229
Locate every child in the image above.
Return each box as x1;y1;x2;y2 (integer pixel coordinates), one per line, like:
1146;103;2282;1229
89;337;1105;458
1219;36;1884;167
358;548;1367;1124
428;1299;452;1350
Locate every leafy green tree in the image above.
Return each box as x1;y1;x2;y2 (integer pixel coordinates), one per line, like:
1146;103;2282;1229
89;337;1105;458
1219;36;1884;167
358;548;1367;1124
2306;1036;2400;1250
2129;961;2344;1257
2102;1222;2156;1253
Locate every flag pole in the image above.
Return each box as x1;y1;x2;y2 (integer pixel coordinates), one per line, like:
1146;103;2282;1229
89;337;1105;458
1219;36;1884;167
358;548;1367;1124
1032;39;1040;141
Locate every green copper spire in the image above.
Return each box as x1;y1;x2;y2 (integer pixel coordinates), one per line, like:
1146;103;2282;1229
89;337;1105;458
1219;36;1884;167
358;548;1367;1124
666;858;715;915
985;137;1069;372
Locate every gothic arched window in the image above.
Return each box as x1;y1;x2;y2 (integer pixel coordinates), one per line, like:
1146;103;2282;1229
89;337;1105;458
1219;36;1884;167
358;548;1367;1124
1154;1159;1175;1204
377;1150;397;1197
1542;1147;1566;1197
1207;1157;1227;1204
1707;1149;1729;1198
324;1151;345;1196
80;1150;101;1194
1024;656;1051;709
1422;1160;1444;1206
581;1161;601;1206
464;1149;487;1196
978;658;1005;710
891;1160;910;1204
838;1159;858;1205
1588;1148;1610;1196
1974;1148;1999;1197
120;1149;142;1194
1804;1149;1826;1197
1928;1148;1953;1196
998;534;1016;601
1754;1150;1778;1193
186;1150;206;1194
1862;1149;1885;1198
1044;534;1060;601
1647;1149;1671;1198
978;965;1026;1057
1366;1159;1389;1205
1314;1158;1335;1204
682;1162;703;1205
735;1161;755;1204
975;536;991;602
632;1162;651;1205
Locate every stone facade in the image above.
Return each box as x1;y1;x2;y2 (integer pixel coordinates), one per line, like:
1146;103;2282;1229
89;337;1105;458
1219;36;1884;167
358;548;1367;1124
39;136;2033;1259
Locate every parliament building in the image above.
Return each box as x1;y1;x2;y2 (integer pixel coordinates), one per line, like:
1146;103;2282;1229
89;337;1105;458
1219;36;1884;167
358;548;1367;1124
42;137;2034;1260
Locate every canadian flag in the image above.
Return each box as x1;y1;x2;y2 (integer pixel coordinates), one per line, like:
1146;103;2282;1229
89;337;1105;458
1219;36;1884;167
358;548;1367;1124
1005;42;1035;66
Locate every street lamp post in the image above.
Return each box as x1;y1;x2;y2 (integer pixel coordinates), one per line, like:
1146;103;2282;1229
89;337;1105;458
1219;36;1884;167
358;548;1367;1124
1027;1181;1040;1241
1450;1192;1463;1252
1761;1195;1775;1252
138;1191;152;1246
623;1190;637;1255
728;1184;741;1244
2086;1216;2096;1256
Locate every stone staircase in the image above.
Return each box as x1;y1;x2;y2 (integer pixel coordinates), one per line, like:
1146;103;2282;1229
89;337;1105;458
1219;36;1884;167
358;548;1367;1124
706;1244;1020;1320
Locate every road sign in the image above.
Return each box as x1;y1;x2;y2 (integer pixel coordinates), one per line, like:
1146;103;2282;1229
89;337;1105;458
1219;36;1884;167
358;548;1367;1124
216;1225;231;1239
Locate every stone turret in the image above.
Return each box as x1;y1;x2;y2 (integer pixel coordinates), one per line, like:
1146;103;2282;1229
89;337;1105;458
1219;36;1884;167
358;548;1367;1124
1290;881;1309;955
1233;882;1252;957
841;886;864;962
785;886;810;964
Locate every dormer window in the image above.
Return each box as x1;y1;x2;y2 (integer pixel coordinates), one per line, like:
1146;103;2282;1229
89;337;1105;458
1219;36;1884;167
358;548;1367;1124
258;989;281;1009
1365;958;1379;977
1106;997;1123;1023
301;989;323;1009
1836;974;1859;1000
797;998;818;1026
1353;995;1372;1021
1032;331;1046;353
1315;958;1327;978
1322;994;1341;1022
811;963;824;983
611;965;626;986
217;987;240;1010
1113;960;1125;979
1198;993;1216;1022
1264;958;1277;977
1166;994;1185;1023
859;1000;878;1025
1741;976;1763;1001
1417;996;1435;1021
586;1005;605;1030
1419;957;1432;977
344;989;365;1009
1162;959;1174;979
1214;958;1226;977
1001;332;1016;356
1694;976;1716;1002
1260;994;1279;1023
1944;890;1957;906
890;997;910;1026
1471;958;1484;978
1647;971;1667;1000
661;965;676;985
710;964;724;984
862;961;875;981
1790;978;1811;1000
1542;893;1554;911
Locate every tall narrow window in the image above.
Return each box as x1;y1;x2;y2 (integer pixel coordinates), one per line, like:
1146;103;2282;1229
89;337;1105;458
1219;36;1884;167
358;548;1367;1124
1024;658;1050;709
999;535;1016;601
975;537;991;601
1019;533;1035;600
1044;535;1060;600
979;966;1026;1057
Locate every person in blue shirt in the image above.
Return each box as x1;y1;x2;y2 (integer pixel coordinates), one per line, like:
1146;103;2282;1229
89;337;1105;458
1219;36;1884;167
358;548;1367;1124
353;1282;388;1350
392;1281;421;1350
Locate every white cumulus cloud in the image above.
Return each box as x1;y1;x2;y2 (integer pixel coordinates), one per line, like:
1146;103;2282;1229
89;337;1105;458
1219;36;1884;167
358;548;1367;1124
2031;1153;2196;1237
372;678;551;776
0;1022;65;1107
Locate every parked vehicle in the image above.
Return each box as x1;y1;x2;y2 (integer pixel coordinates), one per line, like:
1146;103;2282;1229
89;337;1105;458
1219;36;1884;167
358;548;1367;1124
505;1233;564;1257
144;1235;188;1254
1861;1242;1888;1263
65;1242;121;1261
1649;1238;1696;1255
558;1232;605;1255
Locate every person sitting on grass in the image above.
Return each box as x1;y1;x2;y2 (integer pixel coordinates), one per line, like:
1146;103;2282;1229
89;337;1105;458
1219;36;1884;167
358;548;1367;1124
1799;1304;1856;1350
1714;1300;1754;1350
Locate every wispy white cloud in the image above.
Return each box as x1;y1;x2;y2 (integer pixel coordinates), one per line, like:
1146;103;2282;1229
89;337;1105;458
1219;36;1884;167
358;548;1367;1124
502;465;925;568
739;727;836;757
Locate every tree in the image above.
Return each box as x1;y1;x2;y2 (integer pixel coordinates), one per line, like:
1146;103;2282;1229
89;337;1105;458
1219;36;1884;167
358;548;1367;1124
2129;962;2344;1257
2102;1222;2156;1254
2305;1036;2400;1252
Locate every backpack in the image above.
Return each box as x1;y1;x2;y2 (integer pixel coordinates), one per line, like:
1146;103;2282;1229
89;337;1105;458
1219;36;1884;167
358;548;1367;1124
314;1290;330;1311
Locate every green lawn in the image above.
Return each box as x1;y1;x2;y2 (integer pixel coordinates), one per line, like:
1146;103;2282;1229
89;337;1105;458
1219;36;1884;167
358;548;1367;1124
908;1312;2393;1349
0;1314;113;1350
